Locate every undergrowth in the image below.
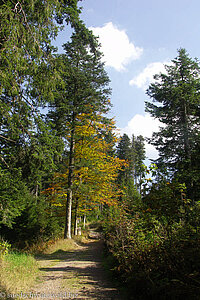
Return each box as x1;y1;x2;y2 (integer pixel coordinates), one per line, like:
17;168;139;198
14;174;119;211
102;206;200;300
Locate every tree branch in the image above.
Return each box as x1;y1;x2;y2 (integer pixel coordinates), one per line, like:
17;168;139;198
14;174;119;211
0;155;10;168
0;135;15;143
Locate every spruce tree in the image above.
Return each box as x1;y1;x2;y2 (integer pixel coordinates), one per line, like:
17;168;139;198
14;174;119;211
146;48;200;201
48;30;111;238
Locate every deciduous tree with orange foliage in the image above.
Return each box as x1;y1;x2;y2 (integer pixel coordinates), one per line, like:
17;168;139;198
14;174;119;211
43;113;126;237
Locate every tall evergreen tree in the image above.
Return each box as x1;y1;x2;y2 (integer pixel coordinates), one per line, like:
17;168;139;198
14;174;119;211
48;30;111;238
146;48;200;201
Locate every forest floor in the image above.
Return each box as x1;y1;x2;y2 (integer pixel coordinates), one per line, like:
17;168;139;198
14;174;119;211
30;229;122;300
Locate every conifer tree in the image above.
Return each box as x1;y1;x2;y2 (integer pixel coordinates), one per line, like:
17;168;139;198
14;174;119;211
48;30;111;238
146;48;200;201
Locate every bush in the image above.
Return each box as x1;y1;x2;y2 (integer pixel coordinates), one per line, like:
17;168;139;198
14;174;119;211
102;204;200;299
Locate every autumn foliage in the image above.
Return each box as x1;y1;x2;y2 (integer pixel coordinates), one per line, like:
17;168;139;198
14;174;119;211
43;113;126;225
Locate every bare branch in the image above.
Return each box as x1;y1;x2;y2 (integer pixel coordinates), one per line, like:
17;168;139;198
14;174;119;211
0;155;10;168
0;135;15;143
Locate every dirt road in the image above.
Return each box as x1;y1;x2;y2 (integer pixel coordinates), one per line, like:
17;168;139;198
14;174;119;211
31;231;122;300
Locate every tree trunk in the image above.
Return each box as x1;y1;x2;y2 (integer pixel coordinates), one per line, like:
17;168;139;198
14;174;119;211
83;213;86;229
64;190;73;239
74;197;79;236
64;117;75;239
74;217;78;236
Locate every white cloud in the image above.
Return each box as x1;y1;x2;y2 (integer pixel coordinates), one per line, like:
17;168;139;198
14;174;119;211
120;113;162;160
89;22;143;71
129;61;169;90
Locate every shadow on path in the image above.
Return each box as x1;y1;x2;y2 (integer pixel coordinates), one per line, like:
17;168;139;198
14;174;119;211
32;231;122;299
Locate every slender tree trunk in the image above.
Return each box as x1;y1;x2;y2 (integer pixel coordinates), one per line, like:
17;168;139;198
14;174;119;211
64;190;73;239
83;213;86;229
74;216;78;236
64;116;75;239
74;197;79;236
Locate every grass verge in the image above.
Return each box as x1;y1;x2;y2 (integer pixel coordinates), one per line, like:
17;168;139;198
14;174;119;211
0;252;38;295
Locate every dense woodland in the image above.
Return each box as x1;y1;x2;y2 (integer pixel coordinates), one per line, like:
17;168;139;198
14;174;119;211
1;1;200;299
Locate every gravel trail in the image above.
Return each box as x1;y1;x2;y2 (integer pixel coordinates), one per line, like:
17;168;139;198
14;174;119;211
31;231;122;300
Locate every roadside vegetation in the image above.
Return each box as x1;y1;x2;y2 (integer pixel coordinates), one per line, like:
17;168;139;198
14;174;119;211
102;200;200;299
0;251;38;295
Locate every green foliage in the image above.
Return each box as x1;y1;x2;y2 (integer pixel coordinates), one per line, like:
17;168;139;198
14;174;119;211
116;134;132;184
116;133;145;194
117;134;132;161
0;168;29;228
47;30;111;137
0;0;83;244
103;157;200;299
0;194;63;247
146;48;200;201
131;135;146;190
0;238;11;258
120;179;142;213
103;202;200;299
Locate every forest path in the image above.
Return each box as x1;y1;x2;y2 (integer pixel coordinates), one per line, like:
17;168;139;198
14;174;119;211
31;229;122;300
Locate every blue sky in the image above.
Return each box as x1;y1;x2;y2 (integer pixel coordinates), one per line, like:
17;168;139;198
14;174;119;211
55;0;200;159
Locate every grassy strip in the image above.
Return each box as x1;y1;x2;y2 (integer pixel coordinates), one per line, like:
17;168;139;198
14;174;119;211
0;252;38;296
43;238;83;255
